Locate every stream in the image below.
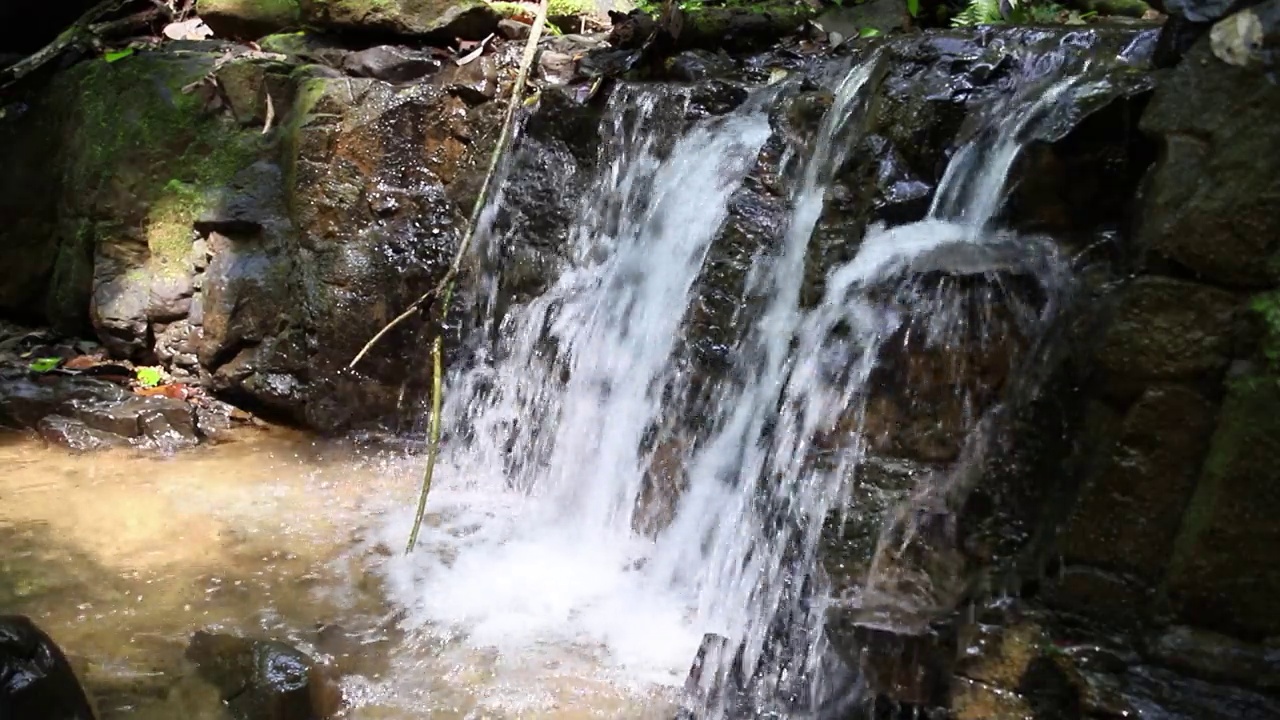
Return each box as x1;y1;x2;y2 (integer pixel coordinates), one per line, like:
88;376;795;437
0;430;682;718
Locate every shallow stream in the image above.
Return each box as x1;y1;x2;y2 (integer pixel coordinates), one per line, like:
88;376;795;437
0;430;683;718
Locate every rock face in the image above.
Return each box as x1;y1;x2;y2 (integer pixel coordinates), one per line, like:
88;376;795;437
0;41;518;431
0;615;97;720
809;13;1280;720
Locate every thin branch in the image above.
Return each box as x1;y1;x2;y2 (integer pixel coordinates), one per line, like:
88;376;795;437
405;334;445;554
349;0;551;370
402;0;551;553
1;0;132;89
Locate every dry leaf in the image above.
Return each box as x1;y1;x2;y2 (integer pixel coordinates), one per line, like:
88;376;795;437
162;17;213;40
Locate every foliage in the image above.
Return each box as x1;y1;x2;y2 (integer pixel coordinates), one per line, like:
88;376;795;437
103;47;134;63
951;0;1094;25
28;357;63;373
1252;291;1280;372
135;366;164;388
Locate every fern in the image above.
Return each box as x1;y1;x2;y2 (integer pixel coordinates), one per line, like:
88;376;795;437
952;0;1003;25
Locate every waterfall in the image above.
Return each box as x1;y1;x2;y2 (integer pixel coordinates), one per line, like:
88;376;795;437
378;51;1082;718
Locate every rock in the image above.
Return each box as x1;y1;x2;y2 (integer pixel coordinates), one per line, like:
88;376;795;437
0;615;96;720
664;50;737;82
813;1;909;43
72;394;198;450
1138;28;1280;288
198;0;302;39
185;630;342;720
497;17;531;39
36;414;128;451
1148;625;1280;691
0;375;128;428
341;46;443;83
1111;664;1280;719
1056;385;1217;583
299;0;499;40
1210;0;1280;73
1094;277;1239;393
1165;371;1280;637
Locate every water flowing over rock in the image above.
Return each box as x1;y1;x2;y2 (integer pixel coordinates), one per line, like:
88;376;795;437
3;10;1280;720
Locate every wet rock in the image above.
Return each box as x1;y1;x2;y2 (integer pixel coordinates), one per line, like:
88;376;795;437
497;17;531;39
1148;625;1280;691
0;375;129;429
1139;28;1280;288
1056;385;1217;582
1110;664;1280;719
0;615;96;720
1165;371;1280;637
36;414;128;452
813;1;909;44
72;394;198;449
186;630;342;720
1094;277;1239;393
664;50;736;82
342;46;443;83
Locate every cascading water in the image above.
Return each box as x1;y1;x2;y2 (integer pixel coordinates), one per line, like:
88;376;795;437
377;49;1094;719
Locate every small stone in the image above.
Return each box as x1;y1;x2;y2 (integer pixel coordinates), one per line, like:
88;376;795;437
342;46;442;84
497;18;531;39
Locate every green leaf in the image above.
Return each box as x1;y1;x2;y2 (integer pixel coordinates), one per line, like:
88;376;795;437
906;0;920;16
28;357;63;373
135;366;163;388
858;26;882;36
104;47;134;63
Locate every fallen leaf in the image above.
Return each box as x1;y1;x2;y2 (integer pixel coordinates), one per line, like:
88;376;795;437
456;33;494;66
163;17;213;40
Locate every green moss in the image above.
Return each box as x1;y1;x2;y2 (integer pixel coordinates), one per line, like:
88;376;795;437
62;52;265;271
1252;291;1280;372
198;0;302;25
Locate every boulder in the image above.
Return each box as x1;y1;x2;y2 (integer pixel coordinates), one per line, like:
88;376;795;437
198;0;303;39
0;615;97;720
1139;24;1280;288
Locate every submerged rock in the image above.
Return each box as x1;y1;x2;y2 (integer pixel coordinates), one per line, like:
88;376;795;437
0;615;97;720
186;631;341;720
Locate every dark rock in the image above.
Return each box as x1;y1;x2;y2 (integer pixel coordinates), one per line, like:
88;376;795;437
665;50;737;82
186;630;342;720
0;615;96;720
1110;664;1280;719
1148;625;1280;692
72;395;197;448
0;375;128;429
1056;385;1217;582
341;46;443;83
1165;372;1280;637
813;1;909;44
36;415;128;452
497;18;531;40
1139;29;1280;288
1094;277;1239;392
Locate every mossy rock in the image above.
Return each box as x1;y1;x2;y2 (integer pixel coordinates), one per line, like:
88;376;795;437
488;0;598;32
299;0;500;39
198;0;302;39
1165;371;1280;637
676;4;815;52
31;50;265;350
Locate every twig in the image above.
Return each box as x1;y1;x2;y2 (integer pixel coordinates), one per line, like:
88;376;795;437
262;91;275;134
405;333;445;554
349;0;551;371
1;0;132;89
402;0;551;553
